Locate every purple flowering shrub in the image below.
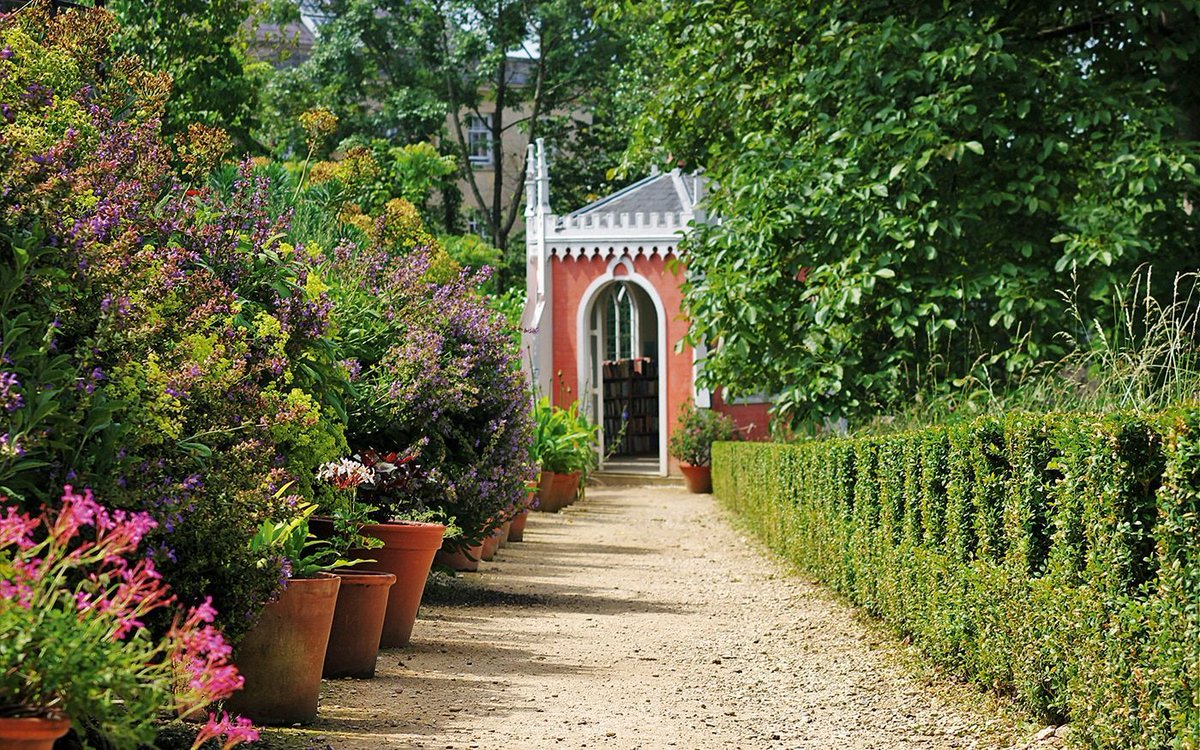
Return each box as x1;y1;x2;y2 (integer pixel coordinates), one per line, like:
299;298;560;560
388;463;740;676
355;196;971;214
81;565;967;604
322;241;537;546
0;8;347;640
2;12;535;691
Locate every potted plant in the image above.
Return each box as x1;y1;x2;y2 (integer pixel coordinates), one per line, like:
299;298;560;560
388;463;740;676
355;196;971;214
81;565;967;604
0;486;256;749
532;397;599;511
506;480;539;542
320;240;536;611
668;402;739;493
348;446;450;647
434;539;486;572
224;502;354;724
313;459;396;679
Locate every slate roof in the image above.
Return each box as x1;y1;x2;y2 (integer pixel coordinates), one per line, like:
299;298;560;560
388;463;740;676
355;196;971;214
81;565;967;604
570;171;705;217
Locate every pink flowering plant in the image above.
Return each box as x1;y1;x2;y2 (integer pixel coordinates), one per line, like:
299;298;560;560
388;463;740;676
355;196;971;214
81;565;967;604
667;402;740;468
0;486;257;749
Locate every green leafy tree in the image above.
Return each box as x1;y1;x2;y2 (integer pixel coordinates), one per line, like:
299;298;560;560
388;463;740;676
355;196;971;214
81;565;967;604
109;0;267;146
616;1;1200;428
435;0;629;253
263;0;631;259
258;1;447;153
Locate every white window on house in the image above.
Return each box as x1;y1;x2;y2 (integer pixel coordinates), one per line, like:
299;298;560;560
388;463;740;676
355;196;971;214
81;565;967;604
467;114;493;168
466;208;491;241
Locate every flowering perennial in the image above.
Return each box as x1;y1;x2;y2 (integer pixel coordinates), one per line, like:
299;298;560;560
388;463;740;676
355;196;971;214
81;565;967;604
0;486;256;748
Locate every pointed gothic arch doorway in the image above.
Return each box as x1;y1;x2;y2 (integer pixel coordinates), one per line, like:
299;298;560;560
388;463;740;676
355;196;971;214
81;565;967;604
577;261;668;476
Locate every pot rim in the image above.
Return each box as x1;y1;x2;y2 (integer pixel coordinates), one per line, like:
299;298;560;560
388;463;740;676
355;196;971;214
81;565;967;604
362;520;446;529
0;713;72;738
334;569;397;585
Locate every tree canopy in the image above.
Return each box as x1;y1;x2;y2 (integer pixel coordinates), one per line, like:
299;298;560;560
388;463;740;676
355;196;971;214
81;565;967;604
260;0;631;257
109;0;266;146
616;1;1200;427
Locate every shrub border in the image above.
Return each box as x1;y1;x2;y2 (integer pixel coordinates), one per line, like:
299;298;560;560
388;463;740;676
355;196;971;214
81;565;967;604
713;411;1198;748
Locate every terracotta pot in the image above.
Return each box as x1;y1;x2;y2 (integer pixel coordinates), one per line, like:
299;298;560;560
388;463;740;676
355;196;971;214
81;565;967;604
0;715;71;750
499;519;511;546
353;521;444;647
225;573;341;725
537;470;581;512
507;508;530;542
557;470;582;506
480;528;500;560
535;471;561;512
323;570;396;679
434;542;483;572
679;464;713;493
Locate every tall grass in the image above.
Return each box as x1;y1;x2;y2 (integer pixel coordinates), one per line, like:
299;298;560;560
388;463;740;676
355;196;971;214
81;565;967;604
1040;268;1200;411
860;270;1200;435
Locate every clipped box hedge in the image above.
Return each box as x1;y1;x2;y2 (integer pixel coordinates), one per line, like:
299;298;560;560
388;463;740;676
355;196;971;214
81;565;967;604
713;410;1199;748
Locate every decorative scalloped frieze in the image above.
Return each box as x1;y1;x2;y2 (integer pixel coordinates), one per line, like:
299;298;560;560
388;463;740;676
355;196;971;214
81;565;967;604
546;244;678;260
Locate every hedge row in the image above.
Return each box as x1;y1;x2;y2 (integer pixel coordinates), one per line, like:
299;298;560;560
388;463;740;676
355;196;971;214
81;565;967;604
713;410;1199;748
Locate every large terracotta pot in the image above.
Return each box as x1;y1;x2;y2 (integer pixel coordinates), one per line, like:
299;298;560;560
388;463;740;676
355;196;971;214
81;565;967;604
353;521;445;647
225;573;341;725
556;471;582;506
679;464;713;493
507;508;530;542
537;471;580;512
323;570;396;679
434;541;483;572
0;715;71;750
535;471;560;512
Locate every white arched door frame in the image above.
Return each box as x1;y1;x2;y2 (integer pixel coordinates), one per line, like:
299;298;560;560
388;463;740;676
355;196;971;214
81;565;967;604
576;255;669;476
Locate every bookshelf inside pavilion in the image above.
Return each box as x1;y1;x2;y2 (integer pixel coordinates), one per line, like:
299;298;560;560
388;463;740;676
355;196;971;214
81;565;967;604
602;357;658;456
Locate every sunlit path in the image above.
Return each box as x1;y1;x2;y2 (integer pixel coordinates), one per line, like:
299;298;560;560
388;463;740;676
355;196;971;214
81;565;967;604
304;486;1038;750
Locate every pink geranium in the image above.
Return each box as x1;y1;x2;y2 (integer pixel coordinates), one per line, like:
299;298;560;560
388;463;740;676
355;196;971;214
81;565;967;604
0;487;257;748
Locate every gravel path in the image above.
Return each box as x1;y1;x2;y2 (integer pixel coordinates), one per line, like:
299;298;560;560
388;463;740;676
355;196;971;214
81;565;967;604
310;484;1043;749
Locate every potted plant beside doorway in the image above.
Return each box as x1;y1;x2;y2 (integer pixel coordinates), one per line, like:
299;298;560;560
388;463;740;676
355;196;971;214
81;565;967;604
532;397;599;511
668;402;739;493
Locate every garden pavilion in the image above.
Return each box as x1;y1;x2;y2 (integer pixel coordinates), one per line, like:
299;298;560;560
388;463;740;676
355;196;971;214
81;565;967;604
520;139;768;476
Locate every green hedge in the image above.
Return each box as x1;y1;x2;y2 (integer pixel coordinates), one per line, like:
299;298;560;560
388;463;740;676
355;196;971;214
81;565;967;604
713;410;1199;748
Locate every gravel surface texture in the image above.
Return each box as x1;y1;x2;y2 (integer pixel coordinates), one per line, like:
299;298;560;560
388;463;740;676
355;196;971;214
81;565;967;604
299;483;1054;750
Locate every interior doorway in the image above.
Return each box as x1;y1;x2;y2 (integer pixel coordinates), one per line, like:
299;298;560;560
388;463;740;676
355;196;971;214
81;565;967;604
585;280;662;474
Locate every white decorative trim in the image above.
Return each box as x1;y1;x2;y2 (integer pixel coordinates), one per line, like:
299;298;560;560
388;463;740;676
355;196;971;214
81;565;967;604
576;258;669;477
692;342;711;409
548;244;679;260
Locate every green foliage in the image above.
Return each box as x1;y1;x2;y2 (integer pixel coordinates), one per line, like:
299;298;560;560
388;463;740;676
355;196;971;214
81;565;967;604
248;502;356;579
487;285;526;330
265;0;632;255
382;142;459;223
666;401;738;467
257;0;446;154
618;1;1200;428
864;271;1200;433
109;0;265;145
442;234;504;275
532;397;599;475
0;12;352;644
713;407;1200;747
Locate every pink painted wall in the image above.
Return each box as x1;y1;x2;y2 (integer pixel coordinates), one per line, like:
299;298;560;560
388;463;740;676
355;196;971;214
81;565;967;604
711;392;772;442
